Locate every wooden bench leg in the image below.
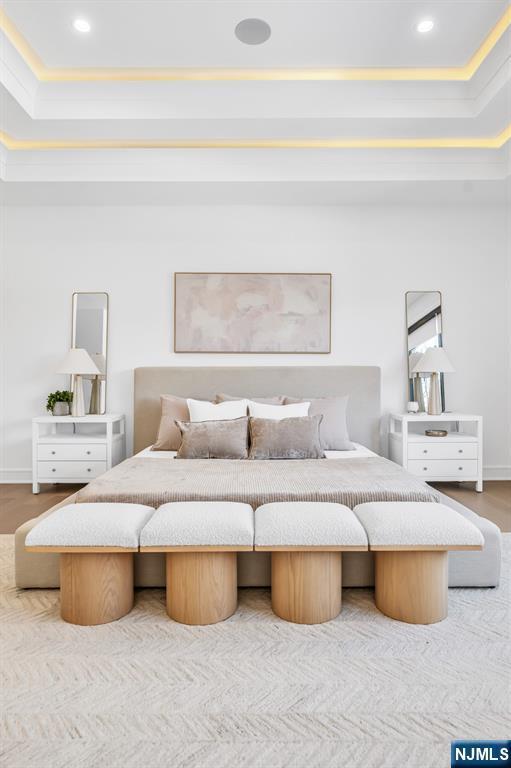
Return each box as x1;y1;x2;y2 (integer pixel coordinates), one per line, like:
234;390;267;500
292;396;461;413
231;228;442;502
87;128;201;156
60;553;134;626
166;552;237;625
375;551;448;624
271;551;342;624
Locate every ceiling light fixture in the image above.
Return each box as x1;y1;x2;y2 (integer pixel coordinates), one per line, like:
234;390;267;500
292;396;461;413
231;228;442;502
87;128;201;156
235;18;271;45
73;18;91;33
417;18;435;33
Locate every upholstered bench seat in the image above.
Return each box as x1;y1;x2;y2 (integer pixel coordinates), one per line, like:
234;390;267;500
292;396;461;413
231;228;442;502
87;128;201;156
140;502;254;625
255;501;368;550
25;503;155;551
255;502;368;624
353;502;484;624
139;501;254;551
25;503;155;626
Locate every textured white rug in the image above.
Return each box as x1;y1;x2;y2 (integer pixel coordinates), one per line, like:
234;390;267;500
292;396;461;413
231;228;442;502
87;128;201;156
0;534;509;768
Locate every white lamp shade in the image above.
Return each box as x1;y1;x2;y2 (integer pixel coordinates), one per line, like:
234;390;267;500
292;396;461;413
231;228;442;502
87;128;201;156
412;346;455;374
408;351;423;376
56;348;100;375
82;352;106;381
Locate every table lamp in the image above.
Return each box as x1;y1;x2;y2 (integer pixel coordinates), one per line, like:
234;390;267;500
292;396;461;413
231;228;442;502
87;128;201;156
411;347;454;415
56;348;100;417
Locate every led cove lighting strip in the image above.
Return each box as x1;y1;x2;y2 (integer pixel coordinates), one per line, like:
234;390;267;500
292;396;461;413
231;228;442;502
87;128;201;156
0;6;510;82
1;125;510;151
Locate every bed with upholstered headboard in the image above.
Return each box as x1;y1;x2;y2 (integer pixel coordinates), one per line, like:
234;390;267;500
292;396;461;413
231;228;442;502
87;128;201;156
16;364;501;590
133;365;381;454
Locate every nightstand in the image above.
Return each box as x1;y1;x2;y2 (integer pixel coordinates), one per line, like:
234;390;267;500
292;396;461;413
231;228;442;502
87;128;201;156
32;414;125;494
389;413;483;492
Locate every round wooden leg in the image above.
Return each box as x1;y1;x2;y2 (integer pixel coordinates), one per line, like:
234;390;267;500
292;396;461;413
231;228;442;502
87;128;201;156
375;550;448;624
60;553;134;626
271;551;342;624
166;552;237;625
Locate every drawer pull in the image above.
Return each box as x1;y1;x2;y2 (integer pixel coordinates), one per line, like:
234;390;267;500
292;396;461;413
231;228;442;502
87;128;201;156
87;468;92;473
52;468;56;473
423;449;428;454
86;451;91;455
458;467;463;471
423;467;428;471
51;451;56;455
458;449;463;454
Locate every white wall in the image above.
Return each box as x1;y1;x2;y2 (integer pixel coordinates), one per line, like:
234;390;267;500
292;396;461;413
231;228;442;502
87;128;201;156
1;202;510;480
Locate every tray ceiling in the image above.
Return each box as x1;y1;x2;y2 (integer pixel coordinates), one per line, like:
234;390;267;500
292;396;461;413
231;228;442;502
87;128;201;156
0;1;510;183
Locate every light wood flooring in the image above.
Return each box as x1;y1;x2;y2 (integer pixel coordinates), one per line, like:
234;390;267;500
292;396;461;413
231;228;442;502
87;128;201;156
0;481;509;535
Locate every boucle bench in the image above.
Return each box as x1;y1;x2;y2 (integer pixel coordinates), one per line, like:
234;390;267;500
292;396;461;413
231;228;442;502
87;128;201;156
353;502;484;624
139;501;254;625
255;502;368;624
25;503;155;626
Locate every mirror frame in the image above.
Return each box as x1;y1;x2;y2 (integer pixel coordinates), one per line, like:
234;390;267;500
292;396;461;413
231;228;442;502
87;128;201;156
71;291;109;415
405;290;445;412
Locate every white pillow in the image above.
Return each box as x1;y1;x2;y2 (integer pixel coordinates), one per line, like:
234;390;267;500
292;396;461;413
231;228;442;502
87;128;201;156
187;398;247;422
247;401;310;420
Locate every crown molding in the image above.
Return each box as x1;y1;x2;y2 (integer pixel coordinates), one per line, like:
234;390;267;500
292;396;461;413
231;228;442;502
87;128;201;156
1;125;510;151
0;6;509;83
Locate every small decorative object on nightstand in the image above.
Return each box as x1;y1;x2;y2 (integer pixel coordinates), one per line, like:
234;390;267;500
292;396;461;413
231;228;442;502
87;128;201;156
32;414;125;494
389;413;483;492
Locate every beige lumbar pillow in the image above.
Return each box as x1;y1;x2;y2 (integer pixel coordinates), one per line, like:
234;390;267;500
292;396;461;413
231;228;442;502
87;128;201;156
152;394;191;451
175;418;249;459
248;415;324;460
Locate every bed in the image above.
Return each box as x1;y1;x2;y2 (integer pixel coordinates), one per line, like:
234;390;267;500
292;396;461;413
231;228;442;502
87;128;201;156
15;366;501;588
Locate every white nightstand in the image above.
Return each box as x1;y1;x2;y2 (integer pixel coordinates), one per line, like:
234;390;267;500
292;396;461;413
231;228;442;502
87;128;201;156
389;413;483;492
32;414;125;494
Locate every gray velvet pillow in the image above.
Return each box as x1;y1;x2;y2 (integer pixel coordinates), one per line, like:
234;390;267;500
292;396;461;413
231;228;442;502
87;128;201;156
283;396;354;451
215;393;284;405
175;417;249;459
248;415;325;460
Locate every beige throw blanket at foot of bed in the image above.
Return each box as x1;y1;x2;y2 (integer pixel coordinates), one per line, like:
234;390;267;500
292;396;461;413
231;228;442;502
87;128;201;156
75;455;439;509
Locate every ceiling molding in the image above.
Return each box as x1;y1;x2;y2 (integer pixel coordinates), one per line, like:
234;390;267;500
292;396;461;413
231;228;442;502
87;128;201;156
0;6;510;83
1;125;510;151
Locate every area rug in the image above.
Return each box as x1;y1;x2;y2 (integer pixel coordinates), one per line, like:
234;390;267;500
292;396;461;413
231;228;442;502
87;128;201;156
1;534;509;768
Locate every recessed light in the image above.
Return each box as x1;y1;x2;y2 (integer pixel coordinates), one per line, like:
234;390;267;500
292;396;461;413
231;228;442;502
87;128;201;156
73;18;91;33
235;18;271;45
416;18;434;34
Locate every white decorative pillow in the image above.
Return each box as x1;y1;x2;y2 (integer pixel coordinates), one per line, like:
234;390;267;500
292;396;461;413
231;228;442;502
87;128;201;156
247;401;310;420
187;398;248;422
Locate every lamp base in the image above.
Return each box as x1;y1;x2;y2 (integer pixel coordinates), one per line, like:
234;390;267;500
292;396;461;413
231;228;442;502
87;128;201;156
89;376;101;415
71;375;86;417
427;372;442;416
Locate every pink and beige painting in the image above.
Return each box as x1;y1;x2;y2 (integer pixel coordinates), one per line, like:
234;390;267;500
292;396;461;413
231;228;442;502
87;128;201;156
174;273;331;353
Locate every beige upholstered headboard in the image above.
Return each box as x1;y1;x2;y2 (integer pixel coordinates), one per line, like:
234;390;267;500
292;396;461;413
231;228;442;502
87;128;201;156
134;366;381;454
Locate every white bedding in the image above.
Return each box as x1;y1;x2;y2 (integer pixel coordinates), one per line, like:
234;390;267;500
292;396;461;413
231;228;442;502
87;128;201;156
136;442;378;460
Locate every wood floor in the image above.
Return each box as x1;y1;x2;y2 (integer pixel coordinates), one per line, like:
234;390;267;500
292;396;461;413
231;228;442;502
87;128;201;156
0;481;509;535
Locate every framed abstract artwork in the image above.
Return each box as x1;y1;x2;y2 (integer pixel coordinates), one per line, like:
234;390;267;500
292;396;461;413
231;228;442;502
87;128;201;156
174;272;331;353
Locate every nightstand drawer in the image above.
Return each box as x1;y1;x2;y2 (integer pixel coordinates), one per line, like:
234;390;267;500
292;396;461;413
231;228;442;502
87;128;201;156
38;444;107;461
408;459;478;478
408;443;478;460
37;461;107;480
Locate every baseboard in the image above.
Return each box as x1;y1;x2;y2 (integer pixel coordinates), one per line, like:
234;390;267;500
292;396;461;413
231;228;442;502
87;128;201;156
483;466;511;480
1;465;510;484
0;468;32;483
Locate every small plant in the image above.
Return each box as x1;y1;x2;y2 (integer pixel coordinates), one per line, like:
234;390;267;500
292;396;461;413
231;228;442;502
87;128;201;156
46;390;73;413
